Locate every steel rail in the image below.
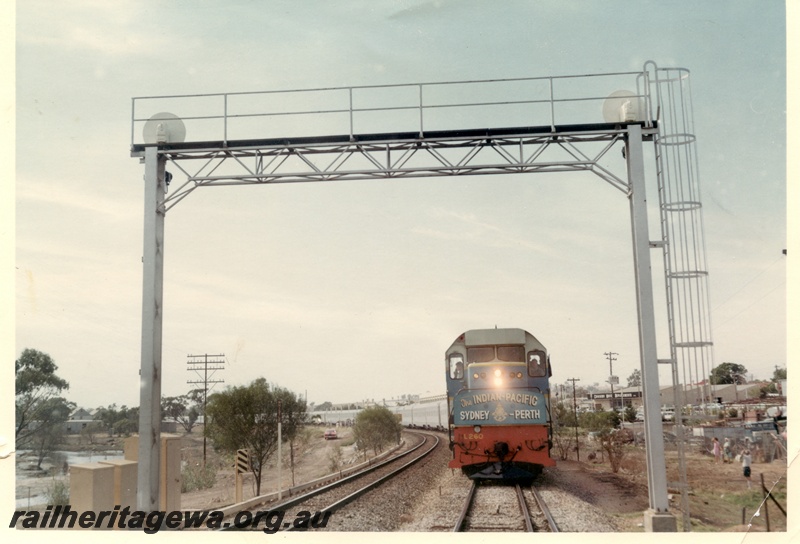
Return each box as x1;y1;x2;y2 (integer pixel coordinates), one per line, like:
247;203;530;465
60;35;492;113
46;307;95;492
293;434;441;525
515;484;534;532
454;482;547;532
452;480;478;532
529;484;559;532
219;431;435;531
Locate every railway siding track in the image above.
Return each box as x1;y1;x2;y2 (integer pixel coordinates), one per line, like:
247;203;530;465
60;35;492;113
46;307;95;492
219;430;438;531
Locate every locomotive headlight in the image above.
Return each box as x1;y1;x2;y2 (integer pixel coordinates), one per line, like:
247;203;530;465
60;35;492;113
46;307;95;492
494;369;502;377
494;376;503;387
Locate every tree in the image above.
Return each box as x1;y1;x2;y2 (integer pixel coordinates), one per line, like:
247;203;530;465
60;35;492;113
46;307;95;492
553;401;577;428
94;404;138;437
598;429;630;473
15;349;72;460
32;397;74;469
579;410;620;432
623;405;638;423
205;378;306;495
162;395;200;433
772;367;786;381
626;369;642;388
353;406;402;455
80;421;104;445
285;427;315;486
710;362;748;385
551;402;577;461
577;409;629;473
759;383;778;398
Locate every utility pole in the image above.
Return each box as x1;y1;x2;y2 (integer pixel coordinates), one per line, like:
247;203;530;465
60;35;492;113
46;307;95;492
568;378;580;461
604;352;619;414
277;399;282;500
187;353;225;465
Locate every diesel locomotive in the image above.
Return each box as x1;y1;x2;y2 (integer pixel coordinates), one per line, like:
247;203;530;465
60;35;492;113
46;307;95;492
446;327;555;479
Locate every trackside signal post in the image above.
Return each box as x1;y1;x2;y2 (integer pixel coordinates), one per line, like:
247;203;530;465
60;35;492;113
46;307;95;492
133;65;715;531
626;125;675;531
137;146;166;511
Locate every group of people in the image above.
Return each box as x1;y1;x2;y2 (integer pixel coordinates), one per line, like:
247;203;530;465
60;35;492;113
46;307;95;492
712;437;752;488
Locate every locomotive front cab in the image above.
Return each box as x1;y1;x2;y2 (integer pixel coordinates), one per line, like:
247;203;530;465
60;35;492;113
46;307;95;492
445;328;555;479
453;345;548;391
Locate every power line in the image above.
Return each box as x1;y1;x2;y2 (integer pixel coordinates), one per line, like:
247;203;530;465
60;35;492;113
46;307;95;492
604;351;619;413
712;253;784;314
567;377;580;461
187;353;225;465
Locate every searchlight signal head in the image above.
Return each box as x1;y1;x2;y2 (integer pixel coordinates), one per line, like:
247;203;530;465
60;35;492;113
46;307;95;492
602;90;643;123
143;112;186;144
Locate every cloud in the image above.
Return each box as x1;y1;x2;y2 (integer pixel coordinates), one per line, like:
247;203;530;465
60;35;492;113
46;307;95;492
17;1;187;57
16;175;140;220
416;207;556;254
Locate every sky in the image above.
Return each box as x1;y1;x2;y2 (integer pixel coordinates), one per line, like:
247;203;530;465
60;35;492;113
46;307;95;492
6;1;794;418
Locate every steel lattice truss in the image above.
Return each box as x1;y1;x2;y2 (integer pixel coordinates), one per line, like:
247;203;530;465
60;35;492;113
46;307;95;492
131;124;656;213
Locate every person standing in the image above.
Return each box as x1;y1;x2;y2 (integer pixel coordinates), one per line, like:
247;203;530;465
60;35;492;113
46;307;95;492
723;438;732;463
712;437;722;463
742;449;752;489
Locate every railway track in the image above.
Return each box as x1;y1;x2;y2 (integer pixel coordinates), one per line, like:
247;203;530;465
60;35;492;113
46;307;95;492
219;430;440;531
453;480;559;532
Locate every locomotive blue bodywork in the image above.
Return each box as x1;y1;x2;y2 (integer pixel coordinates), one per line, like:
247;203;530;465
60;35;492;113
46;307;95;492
446;328;555;479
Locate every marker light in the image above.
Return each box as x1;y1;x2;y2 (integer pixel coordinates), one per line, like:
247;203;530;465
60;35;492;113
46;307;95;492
517;372;523;379
473;373;480;380
473;426;481;433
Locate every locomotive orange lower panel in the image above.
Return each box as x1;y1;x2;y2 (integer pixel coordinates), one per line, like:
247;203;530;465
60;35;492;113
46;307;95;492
449;424;555;471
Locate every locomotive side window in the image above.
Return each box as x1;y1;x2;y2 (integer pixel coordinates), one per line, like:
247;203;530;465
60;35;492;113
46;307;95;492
467;346;495;363
449;354;465;380
497;345;525;362
527;350;547;377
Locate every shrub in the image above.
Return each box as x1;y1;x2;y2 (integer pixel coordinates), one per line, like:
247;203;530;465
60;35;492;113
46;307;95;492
46;478;69;506
328;445;343;473
598;429;629;473
181;462;216;492
353;406;402;455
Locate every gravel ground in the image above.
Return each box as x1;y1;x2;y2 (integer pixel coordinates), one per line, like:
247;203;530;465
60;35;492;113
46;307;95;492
535;485;621;531
326;431;457;531
393;434;622;532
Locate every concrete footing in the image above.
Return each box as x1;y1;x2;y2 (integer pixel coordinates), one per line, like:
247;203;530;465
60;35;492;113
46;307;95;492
643;509;678;532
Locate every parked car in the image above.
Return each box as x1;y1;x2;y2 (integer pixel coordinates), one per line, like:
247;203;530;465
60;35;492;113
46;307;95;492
323;429;338;440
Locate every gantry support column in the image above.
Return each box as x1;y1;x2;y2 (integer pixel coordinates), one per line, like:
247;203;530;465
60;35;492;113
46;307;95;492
626;125;677;531
137;145;166;511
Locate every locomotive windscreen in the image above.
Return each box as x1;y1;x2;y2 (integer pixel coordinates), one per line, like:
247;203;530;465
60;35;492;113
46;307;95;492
466;345;525;363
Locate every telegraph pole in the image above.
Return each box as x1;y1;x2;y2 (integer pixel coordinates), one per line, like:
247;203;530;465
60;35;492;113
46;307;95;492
277;399;282;500
568;378;580;461
604;352;619;414
187;353;225;465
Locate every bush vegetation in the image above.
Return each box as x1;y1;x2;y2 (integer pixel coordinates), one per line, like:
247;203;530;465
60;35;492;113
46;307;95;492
45;478;69;506
181;462;217;493
353;406;402;455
